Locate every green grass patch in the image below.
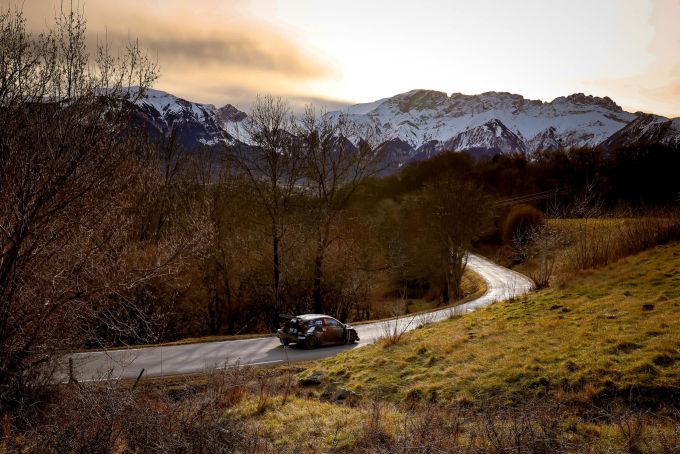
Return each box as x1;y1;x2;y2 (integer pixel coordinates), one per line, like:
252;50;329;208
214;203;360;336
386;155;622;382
307;242;680;406
228;396;401;451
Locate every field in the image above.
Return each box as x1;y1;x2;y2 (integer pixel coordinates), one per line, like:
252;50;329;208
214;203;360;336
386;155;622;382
102;239;680;452
11;242;680;453
499;215;680;288
309;241;680;406
232;240;680;451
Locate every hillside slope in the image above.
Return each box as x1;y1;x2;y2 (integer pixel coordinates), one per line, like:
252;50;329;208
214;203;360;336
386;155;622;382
310;242;680;405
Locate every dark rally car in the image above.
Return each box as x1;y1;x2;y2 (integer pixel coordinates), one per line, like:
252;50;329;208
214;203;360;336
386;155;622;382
277;314;359;349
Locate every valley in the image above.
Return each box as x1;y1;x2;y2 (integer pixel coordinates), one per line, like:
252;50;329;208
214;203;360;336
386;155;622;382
3;3;680;452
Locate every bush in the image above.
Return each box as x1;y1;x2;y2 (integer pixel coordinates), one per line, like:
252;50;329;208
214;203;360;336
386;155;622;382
564;214;680;272
13;366;256;453
502;204;545;248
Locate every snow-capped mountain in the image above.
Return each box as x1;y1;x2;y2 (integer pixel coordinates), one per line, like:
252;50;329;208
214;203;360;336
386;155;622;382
129;88;680;167
441;118;526;153
133;88;245;150
599;114;680;149
332;90;635;154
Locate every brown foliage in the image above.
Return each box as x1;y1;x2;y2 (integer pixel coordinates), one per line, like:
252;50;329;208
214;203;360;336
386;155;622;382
502;204;545;248
0;7;193;411
16;368;254;453
404;174;493;302
4;361;680;453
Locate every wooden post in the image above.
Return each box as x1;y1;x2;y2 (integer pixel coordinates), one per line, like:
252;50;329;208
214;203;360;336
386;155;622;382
131;368;145;392
68;357;77;384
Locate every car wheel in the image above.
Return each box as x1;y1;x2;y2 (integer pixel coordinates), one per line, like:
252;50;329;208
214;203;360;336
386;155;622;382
305;336;319;350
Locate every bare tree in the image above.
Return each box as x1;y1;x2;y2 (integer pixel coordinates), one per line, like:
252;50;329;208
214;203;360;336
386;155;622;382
565;182;615;270
229;96;303;326
408;174;492;302
515;224;564;289
154;132;191;236
201;174;262;335
0;7;160;409
297;108;381;314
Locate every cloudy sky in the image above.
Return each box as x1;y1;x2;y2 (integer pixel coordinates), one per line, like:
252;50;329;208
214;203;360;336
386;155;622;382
9;0;680;116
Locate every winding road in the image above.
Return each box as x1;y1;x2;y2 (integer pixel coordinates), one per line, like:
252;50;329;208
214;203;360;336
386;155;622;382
63;254;533;382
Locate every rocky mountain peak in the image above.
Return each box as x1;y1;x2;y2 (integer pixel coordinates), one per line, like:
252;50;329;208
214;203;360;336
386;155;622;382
216;104;247;123
391;89;449;113
129;87;679;173
443;118;526;153
558;93;622;111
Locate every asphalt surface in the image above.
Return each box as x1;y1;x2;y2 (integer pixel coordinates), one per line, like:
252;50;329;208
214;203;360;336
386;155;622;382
62;254;533;382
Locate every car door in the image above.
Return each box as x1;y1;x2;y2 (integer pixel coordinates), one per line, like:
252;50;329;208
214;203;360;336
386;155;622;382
312;318;326;344
325;318;345;344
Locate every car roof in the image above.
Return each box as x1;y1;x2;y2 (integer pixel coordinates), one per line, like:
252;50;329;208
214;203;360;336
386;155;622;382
296;314;334;320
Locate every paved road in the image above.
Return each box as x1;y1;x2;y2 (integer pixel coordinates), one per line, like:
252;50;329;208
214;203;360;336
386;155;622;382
63;254;533;382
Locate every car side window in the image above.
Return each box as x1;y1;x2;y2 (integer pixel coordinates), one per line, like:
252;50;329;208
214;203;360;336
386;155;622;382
326;318;340;327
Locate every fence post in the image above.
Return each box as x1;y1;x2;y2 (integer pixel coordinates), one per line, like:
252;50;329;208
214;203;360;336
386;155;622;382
68;357;77;384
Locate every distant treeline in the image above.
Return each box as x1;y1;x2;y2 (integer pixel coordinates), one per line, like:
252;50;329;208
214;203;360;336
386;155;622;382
362;143;680;209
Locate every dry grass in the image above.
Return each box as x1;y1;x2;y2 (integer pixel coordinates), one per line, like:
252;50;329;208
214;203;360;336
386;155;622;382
10;241;680;453
311;241;680;406
228;396;398;451
554;216;680;275
509;215;680;289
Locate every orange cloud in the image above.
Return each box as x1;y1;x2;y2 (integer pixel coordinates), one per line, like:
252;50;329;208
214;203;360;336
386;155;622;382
10;0;336;107
97;26;329;79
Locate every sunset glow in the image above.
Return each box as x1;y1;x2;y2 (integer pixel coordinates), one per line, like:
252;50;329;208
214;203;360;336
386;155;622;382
10;0;680;116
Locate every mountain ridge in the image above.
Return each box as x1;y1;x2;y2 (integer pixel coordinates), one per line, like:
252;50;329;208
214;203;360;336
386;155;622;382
130;87;680;167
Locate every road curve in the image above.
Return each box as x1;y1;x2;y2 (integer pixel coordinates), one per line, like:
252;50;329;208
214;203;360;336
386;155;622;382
62;254;533;382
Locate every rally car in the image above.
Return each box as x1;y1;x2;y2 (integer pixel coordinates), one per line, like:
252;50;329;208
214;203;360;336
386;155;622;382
277;314;359;349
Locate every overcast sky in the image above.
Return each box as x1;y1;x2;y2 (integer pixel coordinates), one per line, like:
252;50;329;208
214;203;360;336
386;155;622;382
7;0;680;116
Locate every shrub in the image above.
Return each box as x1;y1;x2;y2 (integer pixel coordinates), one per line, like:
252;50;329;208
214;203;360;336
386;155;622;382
564;214;680;273
16;367;255;453
502;204;545;248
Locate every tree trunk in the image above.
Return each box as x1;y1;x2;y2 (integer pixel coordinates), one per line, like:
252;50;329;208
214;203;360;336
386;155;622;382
207;295;224;336
441;275;450;305
272;229;281;328
312;244;324;314
447;238;467;302
312;220;330;314
225;277;236;335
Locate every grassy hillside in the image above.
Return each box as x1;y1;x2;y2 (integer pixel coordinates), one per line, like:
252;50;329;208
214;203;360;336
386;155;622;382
29;242;680;453
307;241;680;406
